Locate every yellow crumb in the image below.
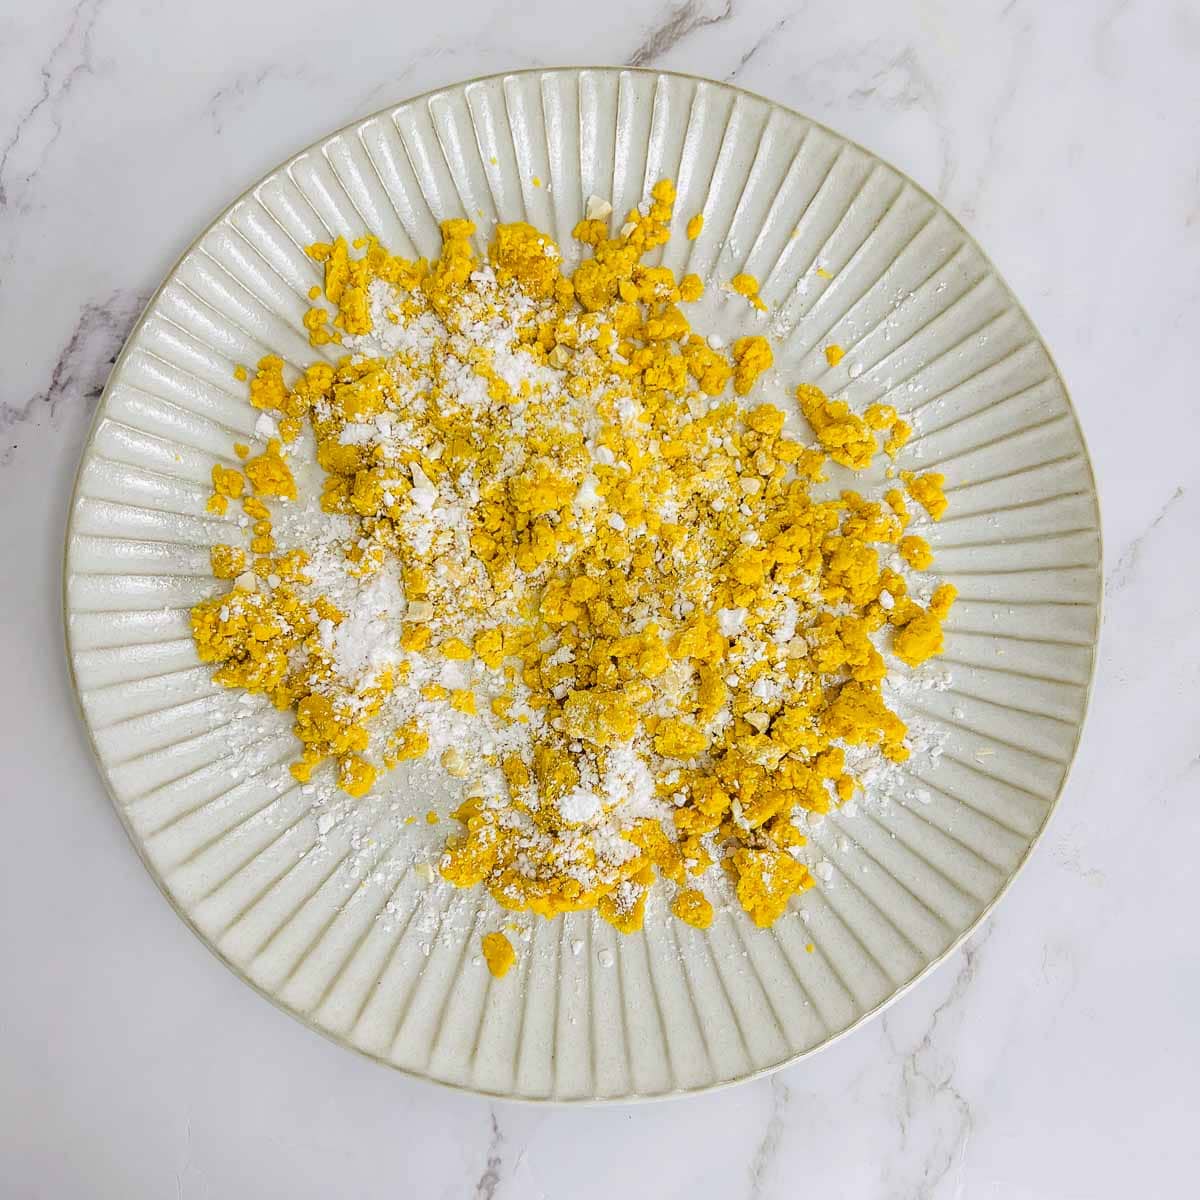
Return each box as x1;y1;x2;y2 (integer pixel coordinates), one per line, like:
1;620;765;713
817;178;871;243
481;931;516;978
903;471;948;520
864;404;896;431
893;611;945;667
796;383;876;470
930;582;957;619
211;464;244;499
210;544;245;580
686;213;704;240
899;535;933;570
730;272;766;311
244;440;296;501
824;344;845;367
339;756;376;798
385;723;429;763
885;420;912;458
731;336;773;396
733;847;813;928
671;888;713;930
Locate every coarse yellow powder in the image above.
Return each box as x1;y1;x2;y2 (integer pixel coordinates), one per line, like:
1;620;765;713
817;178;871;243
481;931;516;977
903;470;948;520
189;177;955;943
730;272;766;311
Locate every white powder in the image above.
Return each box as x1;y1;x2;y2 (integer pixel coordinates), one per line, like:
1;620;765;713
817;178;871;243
717;607;747;636
603;743;658;818
558;787;602;825
328;569;405;686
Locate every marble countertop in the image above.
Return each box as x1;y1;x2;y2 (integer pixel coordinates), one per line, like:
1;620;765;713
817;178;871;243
2;0;1197;1195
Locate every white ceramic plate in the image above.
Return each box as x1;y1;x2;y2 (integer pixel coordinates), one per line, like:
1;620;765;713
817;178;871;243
64;68;1100;1101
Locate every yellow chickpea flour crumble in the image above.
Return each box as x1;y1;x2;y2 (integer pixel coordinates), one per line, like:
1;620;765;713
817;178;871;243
481;931;516;978
190;179;955;949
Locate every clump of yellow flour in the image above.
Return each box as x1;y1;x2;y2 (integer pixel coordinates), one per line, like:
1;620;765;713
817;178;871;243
190;179;954;942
